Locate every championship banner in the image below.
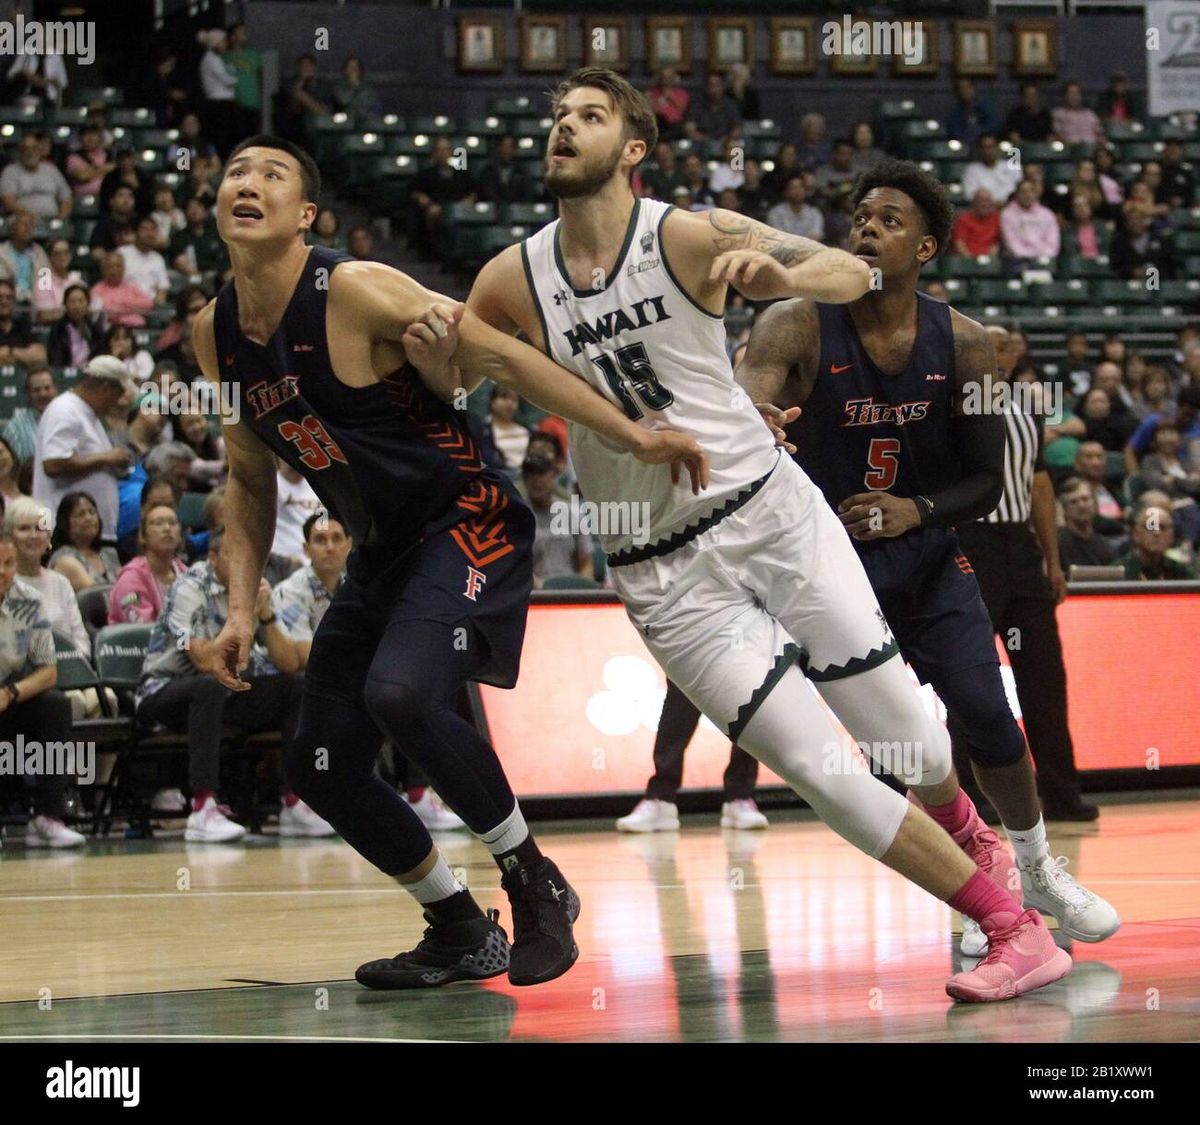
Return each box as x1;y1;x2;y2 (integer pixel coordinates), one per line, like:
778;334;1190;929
1146;1;1200;116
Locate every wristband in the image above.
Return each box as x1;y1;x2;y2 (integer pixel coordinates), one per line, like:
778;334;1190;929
915;495;935;526
258;614;277;627
6;683;19;704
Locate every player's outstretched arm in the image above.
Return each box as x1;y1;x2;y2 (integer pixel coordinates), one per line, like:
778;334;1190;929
663;208;872;305
194;302;279;690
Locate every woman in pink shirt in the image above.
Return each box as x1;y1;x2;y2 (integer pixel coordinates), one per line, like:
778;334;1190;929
66;125;115;199
108;503;187;624
645;67;690;139
89;251;154;328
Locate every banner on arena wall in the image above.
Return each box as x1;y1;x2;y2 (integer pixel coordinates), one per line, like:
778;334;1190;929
1146;1;1200;115
479;594;1200;798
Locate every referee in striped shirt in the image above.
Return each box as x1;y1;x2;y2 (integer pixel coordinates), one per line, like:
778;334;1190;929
950;326;1098;821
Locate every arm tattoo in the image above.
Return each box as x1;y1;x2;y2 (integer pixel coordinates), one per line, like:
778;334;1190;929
950;312;997;419
735;299;819;405
709;209;824;269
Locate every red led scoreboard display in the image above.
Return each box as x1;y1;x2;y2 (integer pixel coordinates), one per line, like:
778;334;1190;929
477;592;1200;798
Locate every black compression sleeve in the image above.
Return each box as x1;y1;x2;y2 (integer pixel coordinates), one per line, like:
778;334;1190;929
918;408;1006;528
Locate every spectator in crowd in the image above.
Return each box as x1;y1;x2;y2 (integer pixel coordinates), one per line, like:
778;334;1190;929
725;63;759;120
1158;140;1196;210
476;135;534;206
486;385;530;471
0;134;71;221
645;68;690;142
0;434;24;506
1097;70;1140;123
48;489;121;591
65;124;114;199
1057;476;1116;568
113;389;168;556
135;526;332;840
150;184;186;251
951;188;1001;257
6;46;68;107
1090;146;1126;210
735;158;770;221
225;21;263;139
90;252;154;328
168;195;228;278
1000;179;1060;270
99;146;154;215
109;502;187;623
275;53;330;150
1078;386;1135;452
198;27;236;156
103;323;155;384
1093;356;1136;414
709;137;746;196
1138;419;1200;514
1068;160;1118;222
310;207;344;250
947;77;1000;148
46;283;103;369
271;510;351;671
179;150;223;210
1051;81;1103;145
1173;335;1200;386
152;286;208;357
409;135;476;260
332;55;379;120
686;71;742;144
762;140;800;200
345;225;382;264
1124;179;1170;225
0;211;48;302
2;366;56;464
679;153;715;209
640;140;686;202
962;135;1021;205
271;456;322;582
0;278;47;368
31;237;82;325
517;450;594;586
1075;439;1125;527
89;184;139;259
33;355;135;547
1111;207;1177;281
166;113;209;176
1061;331;1091;397
0;529;85;847
1137;164;1174;217
813;139;858;201
138;47;189;128
1062;194;1110;260
848;121;885;175
795;114;830;171
766;175;824;241
1127;382;1200;465
144;441;195;498
1117;501;1194;579
6;496;89;654
176;412;225;491
1003;82;1053;143
1131;364;1174;425
155;316;203;384
118;215;170;304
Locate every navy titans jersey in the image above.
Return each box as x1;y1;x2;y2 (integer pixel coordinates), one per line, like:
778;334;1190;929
213;245;516;552
791;292;962;513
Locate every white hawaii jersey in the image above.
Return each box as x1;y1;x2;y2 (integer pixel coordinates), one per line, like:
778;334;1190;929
521;196;779;556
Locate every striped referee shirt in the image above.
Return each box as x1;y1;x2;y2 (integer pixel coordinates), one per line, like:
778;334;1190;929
983;402;1045;524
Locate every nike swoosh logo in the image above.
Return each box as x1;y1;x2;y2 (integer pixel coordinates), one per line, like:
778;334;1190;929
831;363;853;374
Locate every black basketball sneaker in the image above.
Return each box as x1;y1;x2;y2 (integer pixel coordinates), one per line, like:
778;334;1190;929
355;908;510;989
501;857;581;986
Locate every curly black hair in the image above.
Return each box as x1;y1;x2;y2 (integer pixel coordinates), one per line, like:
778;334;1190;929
851;158;956;260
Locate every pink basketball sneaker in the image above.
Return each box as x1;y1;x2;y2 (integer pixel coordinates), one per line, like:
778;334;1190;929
946;909;1072;1002
954;808;1020;901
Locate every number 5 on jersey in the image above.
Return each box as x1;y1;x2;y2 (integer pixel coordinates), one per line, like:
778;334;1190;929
865;437;899;490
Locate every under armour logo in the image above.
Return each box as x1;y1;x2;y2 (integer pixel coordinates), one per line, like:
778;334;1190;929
464;566;487;601
551;289;570;306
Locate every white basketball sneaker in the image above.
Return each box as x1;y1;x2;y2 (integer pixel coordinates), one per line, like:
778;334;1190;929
960;916;988;957
406;789;467;832
26;815;86;848
186;797;247;843
616;799;680;833
1020;854;1120;943
720;799;768;830
279;799;337;837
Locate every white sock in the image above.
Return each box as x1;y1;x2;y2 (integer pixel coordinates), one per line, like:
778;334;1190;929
1007;816;1051;868
398;855;465;904
478;802;528;858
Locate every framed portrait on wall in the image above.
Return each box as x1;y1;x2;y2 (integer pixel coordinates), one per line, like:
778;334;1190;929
769;17;815;76
954;20;998;77
457;16;505;74
520;15;567;74
707;17;755;72
646;17;693;75
1013;20;1058;78
584;16;630;72
892;21;939;77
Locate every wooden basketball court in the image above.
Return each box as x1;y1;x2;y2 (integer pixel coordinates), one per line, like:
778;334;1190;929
1;794;1196;1043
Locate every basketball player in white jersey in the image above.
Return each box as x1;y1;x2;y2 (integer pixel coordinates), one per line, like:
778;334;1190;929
406;68;1071;1000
